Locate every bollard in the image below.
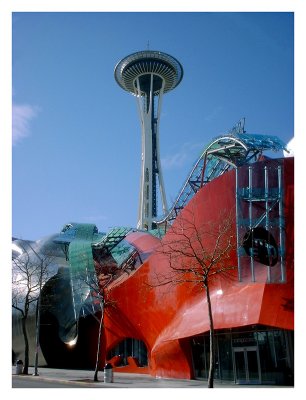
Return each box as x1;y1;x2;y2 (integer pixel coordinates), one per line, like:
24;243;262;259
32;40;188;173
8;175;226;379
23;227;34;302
15;360;23;375
104;363;113;383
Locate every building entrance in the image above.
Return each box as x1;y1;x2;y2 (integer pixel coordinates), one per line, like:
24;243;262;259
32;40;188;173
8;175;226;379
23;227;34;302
233;346;260;384
190;327;293;385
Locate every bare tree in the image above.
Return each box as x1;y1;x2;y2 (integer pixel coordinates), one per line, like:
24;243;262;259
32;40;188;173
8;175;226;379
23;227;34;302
153;206;237;388
12;243;54;375
73;248;139;381
74;266;114;382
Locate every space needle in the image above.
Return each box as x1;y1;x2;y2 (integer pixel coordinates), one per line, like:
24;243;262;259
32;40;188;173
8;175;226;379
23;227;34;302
114;50;183;230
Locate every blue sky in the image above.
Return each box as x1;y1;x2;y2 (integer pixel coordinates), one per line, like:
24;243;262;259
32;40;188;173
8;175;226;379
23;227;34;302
11;11;294;240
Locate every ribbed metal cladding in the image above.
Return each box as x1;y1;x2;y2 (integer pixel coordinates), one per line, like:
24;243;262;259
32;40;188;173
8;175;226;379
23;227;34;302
114;50;183;95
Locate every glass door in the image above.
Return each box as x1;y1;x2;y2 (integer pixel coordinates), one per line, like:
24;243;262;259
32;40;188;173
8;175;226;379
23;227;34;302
234;346;260;384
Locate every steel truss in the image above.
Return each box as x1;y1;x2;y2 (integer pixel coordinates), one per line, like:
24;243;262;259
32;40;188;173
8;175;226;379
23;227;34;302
236;162;286;283
155;120;287;228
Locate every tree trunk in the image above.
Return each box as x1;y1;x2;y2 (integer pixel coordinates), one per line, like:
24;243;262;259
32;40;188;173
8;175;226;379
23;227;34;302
94;301;104;382
33;294;41;376
205;283;215;388
21;316;29;374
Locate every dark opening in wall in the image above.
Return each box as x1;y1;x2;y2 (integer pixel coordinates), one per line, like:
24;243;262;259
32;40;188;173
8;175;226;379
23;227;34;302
243;227;278;266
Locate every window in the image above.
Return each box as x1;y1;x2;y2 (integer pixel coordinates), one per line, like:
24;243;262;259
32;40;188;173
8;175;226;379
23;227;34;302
107;338;148;366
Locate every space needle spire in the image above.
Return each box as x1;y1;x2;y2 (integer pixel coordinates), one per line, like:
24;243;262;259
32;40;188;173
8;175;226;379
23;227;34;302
114;50;183;230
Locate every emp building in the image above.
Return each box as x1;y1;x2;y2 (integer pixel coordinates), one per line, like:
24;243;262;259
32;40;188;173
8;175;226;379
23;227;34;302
12;51;294;386
114;50;183;230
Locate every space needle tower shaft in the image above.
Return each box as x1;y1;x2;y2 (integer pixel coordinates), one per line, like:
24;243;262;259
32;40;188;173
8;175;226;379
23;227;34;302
115;50;183;230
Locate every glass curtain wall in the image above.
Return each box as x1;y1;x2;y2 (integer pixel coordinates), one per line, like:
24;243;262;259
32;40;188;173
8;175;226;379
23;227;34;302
190;326;293;385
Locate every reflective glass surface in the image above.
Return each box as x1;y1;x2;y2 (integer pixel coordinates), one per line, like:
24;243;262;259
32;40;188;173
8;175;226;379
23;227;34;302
190;327;293;385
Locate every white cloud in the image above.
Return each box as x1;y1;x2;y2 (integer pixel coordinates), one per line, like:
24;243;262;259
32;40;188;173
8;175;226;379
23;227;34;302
284;136;294;157
204;106;223;122
12;103;39;145
162;151;187;169
161;142;203;170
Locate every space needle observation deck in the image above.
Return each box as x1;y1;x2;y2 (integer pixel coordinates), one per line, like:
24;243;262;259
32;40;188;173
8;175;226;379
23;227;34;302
114;50;183;230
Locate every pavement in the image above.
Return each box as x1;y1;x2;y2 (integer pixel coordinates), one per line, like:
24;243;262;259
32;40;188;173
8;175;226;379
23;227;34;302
11;366;290;389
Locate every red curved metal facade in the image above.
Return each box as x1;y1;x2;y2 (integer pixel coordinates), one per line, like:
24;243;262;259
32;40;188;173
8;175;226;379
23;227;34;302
14;156;292;381
100;157;294;380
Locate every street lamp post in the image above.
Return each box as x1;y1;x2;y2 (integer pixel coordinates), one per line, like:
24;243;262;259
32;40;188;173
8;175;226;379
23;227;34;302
33;262;43;376
33;295;41;375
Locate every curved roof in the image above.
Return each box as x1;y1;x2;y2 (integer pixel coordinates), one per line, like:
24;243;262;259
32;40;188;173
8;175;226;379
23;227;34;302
155;127;288;225
114;50;183;95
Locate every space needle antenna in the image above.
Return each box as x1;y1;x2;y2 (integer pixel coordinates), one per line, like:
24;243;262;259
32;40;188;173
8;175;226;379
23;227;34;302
114;50;183;230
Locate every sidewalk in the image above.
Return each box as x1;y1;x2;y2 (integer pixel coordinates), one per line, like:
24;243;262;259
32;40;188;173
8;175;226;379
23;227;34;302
12;366;287;388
